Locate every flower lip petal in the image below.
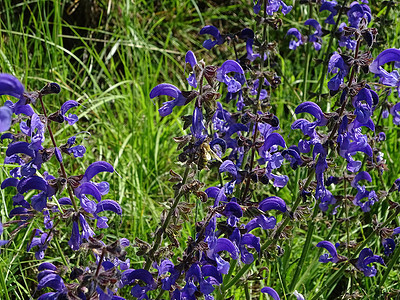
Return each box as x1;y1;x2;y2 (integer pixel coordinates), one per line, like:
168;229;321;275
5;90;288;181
287;28;302;40
370;48;400;75
201;265;223;284
1;177;19;189
261;287;280;300
121;269;155;287
258;196;287;213
304;18;322;34
238;28;254;40
6;141;35;158
199;25;220;38
0;106;12;132
37;273;65;291
149;83;181;99
295;101;327;125
0;73;24;99
17;176;48;194
263;132;286;151
78;182;102;202
316;240;338;261
219;160;237;178
185;51;197;68
223;202;243;218
60;100;79;115
96;199;122;215
351;171;372;188
83;161;114;182
218;60;244;75
213;238;238;259
38;262;57;272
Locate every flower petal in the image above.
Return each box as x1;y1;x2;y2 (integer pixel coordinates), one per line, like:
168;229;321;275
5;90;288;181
96;200;122;215
258;196;286;212
261;287;280;300
83;161;114;182
0;73;24;99
17;176;48;194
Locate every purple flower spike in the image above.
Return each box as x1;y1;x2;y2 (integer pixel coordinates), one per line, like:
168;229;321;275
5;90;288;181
258;196;286;213
261;287;280;300
316;241;340;263
217;60;245;94
287;28;303;50
199;25;225;50
0;73;24;99
295;101;328;126
150;83;188;117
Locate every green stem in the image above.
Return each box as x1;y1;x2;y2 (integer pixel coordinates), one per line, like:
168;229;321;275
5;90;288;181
288;204;319;291
54;236;69;269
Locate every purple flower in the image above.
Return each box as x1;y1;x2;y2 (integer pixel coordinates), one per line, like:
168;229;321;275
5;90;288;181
27;229;52;260
355;248;385;277
327;52;349;91
36;263;67;299
229;228;260;264
369;48;400;97
254;0;292;15
0;74;25;131
351;171;377;212
246;196;286;232
120;269;156;299
390;103;400;125
199;25;225;50
286;28;303;50
216;60;245;93
60;100;79;125
206;238;238;274
185;51;198;88
150;83;188;117
261;286;280;300
304;19;322;50
153;259;180;291
0;106;12;132
347;2;371;28
316;240;340;263
191;107;207;141
320;1;338;25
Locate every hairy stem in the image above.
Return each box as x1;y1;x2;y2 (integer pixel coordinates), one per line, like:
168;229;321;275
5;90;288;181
144;165;191;270
38;94;78;212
